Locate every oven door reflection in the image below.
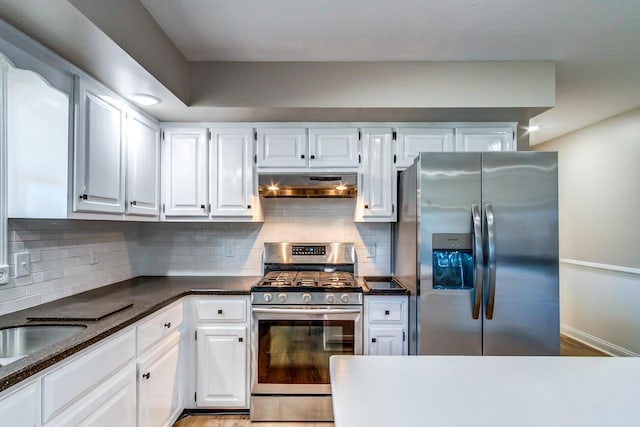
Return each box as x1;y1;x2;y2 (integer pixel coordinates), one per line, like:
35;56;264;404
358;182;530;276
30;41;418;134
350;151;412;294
251;306;363;394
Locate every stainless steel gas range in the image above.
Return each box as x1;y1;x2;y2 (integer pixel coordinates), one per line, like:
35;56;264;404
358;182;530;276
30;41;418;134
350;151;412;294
250;242;363;422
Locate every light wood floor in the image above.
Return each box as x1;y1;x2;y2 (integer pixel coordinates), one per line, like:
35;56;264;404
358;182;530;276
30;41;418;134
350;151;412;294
175;335;605;427
173;414;333;427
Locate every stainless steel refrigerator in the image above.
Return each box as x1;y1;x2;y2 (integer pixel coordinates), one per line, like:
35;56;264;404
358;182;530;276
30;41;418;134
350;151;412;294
394;152;559;355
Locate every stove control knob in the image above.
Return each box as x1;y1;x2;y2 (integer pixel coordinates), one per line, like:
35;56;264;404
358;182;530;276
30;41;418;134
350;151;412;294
278;293;288;303
326;293;336;304
263;293;273;303
341;294;350;303
302;293;312;303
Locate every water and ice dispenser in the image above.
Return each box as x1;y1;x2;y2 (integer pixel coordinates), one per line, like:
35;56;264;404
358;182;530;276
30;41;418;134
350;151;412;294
432;234;474;290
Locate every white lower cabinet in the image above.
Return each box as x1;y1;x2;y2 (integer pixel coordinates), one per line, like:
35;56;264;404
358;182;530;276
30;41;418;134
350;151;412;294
196;326;248;408
0;381;38;427
191;296;250;409
0;296;256;426
364;295;408;356
137;331;182;427
367;327;405;356
46;364;136;427
42;329;136;423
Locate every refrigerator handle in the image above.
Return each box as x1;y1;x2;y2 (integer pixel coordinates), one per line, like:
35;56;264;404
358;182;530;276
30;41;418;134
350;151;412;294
485;204;497;319
471;204;483;320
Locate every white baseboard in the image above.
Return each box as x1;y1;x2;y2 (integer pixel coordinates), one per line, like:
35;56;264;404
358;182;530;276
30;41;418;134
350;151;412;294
559;259;640;357
561;324;638;357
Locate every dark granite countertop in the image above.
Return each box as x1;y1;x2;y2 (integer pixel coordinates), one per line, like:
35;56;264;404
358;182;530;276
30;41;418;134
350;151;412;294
0;275;259;393
360;276;410;296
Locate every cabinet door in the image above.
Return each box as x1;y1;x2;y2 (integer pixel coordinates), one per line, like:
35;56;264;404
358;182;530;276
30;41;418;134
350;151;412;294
455;127;515;152
257;127;307;168
162;128;208;217
395;128;454;169
0;381;38;427
138;332;182;427
308;128;359;168
126;111;160;216
196;326;247;408
356;128;395;222
73;77;126;213
209;128;255;217
47;364;136;427
367;327;405;356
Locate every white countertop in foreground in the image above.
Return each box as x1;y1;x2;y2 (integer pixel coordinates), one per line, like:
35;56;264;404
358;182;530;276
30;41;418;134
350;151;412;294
330;355;640;427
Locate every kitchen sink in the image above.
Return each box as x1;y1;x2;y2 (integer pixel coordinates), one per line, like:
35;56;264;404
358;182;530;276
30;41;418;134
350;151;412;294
0;325;87;367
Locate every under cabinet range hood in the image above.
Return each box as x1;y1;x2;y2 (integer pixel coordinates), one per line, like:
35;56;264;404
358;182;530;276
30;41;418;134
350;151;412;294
258;173;357;198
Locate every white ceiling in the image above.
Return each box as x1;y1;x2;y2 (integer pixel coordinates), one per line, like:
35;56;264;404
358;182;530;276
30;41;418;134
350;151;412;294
138;0;640;144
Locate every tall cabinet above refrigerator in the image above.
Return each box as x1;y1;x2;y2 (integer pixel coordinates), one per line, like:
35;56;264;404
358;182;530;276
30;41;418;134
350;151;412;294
394;152;559;355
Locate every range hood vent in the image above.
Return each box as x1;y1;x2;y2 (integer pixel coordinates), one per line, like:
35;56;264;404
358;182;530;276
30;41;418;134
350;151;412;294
258;173;357;198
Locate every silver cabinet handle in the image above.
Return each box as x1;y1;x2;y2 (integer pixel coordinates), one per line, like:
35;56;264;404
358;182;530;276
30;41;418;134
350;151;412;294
471;204;483;320
485;204;497;320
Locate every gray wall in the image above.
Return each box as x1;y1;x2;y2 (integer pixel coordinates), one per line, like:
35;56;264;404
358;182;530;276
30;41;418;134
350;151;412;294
534;107;640;268
534;107;640;355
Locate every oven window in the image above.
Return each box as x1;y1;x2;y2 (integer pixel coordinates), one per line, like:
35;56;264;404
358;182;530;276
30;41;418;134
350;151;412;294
258;320;355;385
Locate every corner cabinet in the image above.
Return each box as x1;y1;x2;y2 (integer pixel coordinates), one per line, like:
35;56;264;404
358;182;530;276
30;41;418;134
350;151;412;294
73;76;126;214
364;295;408;356
126;111;160;217
355;128;396;222
209;128;258;218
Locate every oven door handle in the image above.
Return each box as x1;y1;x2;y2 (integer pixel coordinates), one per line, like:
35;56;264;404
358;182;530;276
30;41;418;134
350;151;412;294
251;307;362;315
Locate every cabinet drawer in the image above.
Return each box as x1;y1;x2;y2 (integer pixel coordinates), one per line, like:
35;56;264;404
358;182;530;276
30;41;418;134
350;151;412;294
46;364;136;427
194;298;247;322
137;302;183;355
369;300;404;323
42;328;135;423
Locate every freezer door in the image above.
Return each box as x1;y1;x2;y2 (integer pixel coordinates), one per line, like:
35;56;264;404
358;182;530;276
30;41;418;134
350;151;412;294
418;153;482;355
482;152;559;355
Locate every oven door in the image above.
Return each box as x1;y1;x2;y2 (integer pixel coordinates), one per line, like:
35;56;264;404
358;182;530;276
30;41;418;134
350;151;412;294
251;305;363;395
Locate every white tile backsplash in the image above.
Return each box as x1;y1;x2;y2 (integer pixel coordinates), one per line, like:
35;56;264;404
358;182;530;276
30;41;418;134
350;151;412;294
139;199;391;276
1;199;392;314
2;219;141;315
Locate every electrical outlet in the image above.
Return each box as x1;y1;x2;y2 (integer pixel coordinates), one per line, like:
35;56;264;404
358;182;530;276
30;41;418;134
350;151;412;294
15;252;30;277
89;247;98;265
368;243;377;258
225;243;235;257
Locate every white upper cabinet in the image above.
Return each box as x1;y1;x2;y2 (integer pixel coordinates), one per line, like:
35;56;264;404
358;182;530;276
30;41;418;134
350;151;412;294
356;128;395;222
394;128;454;169
256;127;308;168
162;128;209;218
73;76;126;214
455;127;516;152
209;128;257;219
126;112;160;217
308;128;360;168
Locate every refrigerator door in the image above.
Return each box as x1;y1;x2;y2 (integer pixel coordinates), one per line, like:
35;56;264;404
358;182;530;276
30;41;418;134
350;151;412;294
481;152;559;355
418;153;482;355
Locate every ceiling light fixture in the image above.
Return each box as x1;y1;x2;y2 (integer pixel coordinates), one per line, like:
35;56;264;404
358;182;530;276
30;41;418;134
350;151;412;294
526;125;540;132
131;93;161;106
